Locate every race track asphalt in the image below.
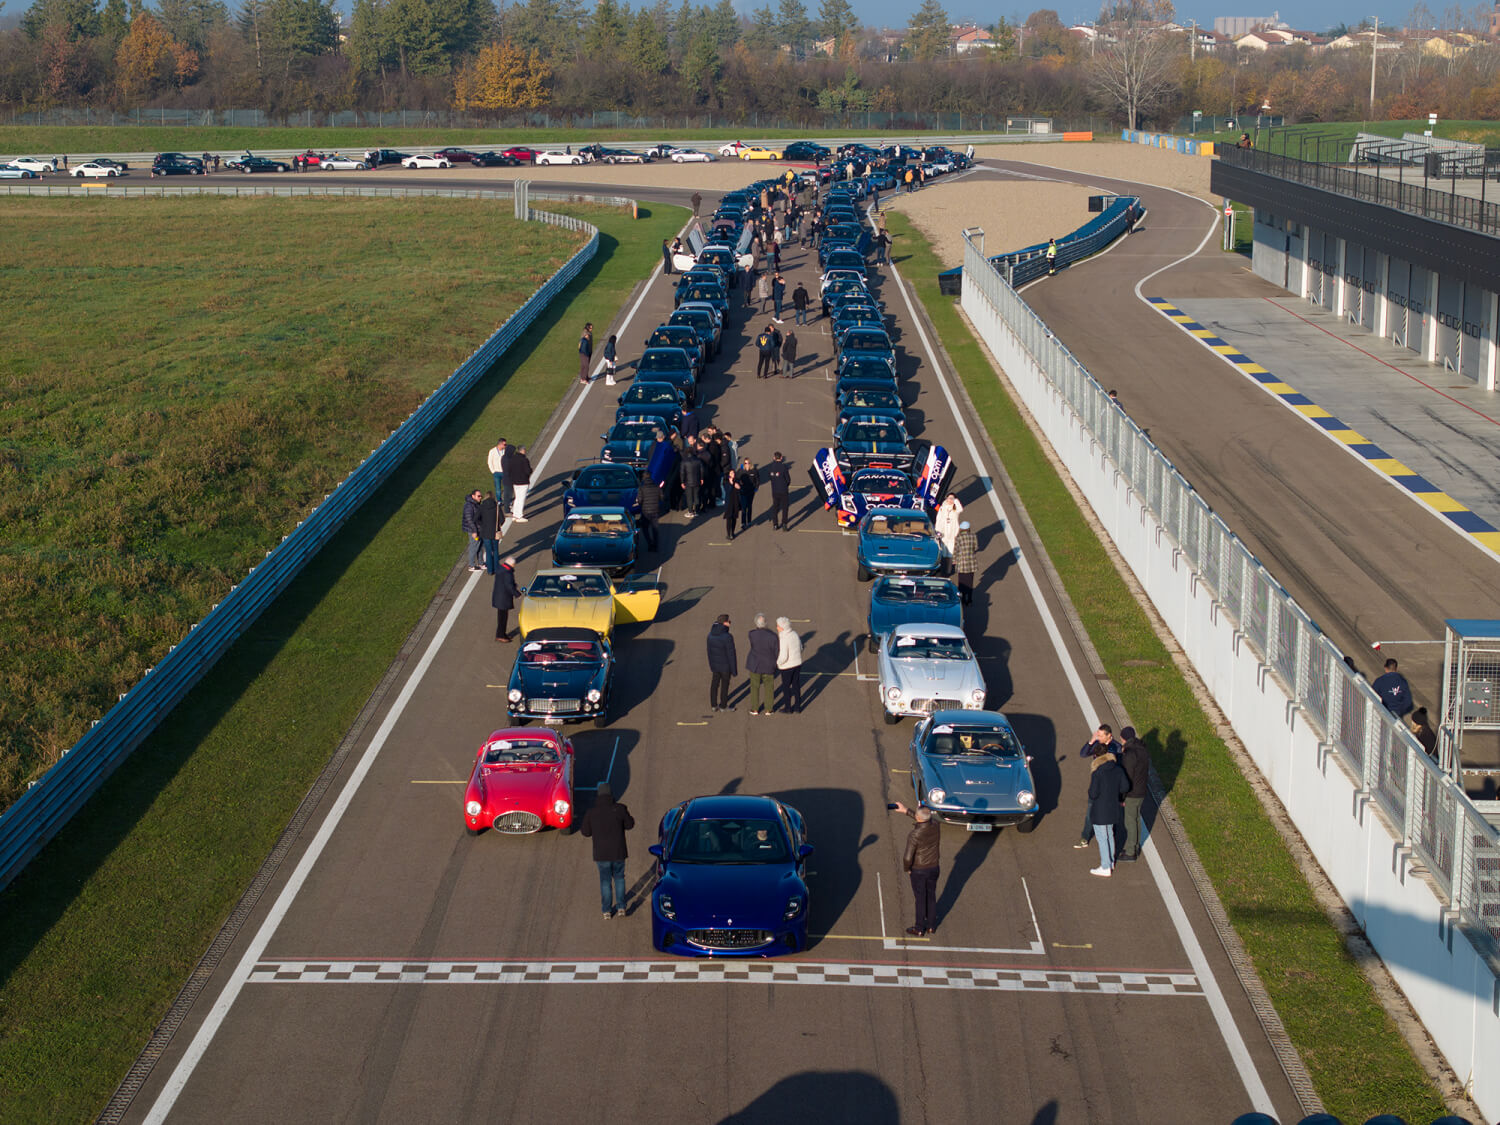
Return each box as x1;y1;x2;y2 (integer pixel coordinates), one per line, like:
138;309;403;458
121;168;1306;1124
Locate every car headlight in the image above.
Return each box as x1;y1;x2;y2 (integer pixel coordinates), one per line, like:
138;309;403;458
927;787;947;805
968;688;986;706
1016;789;1036;810
784;894;805;920
657;893;676;920
586;689;602;703
465;800;482;816
508;689;523;703
884;686;903;704
553;799;570;817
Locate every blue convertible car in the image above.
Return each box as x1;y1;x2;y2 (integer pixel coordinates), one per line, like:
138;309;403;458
507;627;614;727
855;507;941;581
908;710;1038;832
551;506;638;577
650;794;813;957
867;575;963;653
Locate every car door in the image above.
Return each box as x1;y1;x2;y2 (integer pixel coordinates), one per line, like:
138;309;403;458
808;447;845;511
911;444;954;510
612;580;661;624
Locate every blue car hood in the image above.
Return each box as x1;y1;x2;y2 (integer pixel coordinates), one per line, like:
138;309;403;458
871;595;962;636
552;533;634;569
511;660;603;698
659;864;803;928
920;755;1033;810
564;485;639;515
860;536;941;569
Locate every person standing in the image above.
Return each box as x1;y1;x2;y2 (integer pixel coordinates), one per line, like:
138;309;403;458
873;227;892;265
662;238;675;275
578;322;594;385
681;440;703;515
772;272;786;320
508;445;533;522
477;490;501;574
707;613;737;712
736;459;758;532
491;555;520;641
638;473;662;552
690;190;702;217
1371;658;1414;718
792;281;810;326
722;469;741;539
746;614;780;715
679;404;699;442
1087;744;1130;877
461;488;484;572
603;334;618;386
766;452;791;530
1046;238;1058;276
951;521;978;605
892;801;940;936
934;495;964;576
780;330;798;377
775;616;803;713
1073;724;1121;849
755;270;771;312
755;324;777;379
487;438;509;510
1411;707;1438;759
1119;726;1151;862
580;782;635;919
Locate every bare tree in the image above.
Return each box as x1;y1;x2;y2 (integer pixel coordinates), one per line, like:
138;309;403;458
1088;0;1182;129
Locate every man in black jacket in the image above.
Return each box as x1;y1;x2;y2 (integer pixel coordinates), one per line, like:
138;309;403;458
491;556;520;641
461;488;483;572
746;613;779;715
893;801;940;936
638;474;662;552
476;491;501;575
766;452;791;530
508;445;533;522
1119;726;1151;861
681;440;703;514
707;613;737;712
1087;747;1130;877
580;782;635;919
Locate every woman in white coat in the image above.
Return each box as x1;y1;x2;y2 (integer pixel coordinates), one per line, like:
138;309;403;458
934;495;964;576
775;616;804;714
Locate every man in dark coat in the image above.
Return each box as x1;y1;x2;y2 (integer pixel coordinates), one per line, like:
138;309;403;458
722;469;741;539
707;613;737;712
462;488;484;572
690;191;702;217
766;451;791;530
746;613;779;714
638;473;662;552
662;237;674;275
681;439;703;514
507;445;533;522
477;491;501;574
1371;658;1414;718
892;801;940;936
736;461;758;532
781;330;798;377
792;282;810;326
1087;746;1130;877
679;404;700;442
755;324;777;379
1119;726;1151;861
580;782;635;918
491;556;520;641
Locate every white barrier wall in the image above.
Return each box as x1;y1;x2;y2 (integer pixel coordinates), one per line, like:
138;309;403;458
960;234;1500;1118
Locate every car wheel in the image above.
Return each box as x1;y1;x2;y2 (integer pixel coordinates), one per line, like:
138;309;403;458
883;709;900;725
1015;817;1038;834
593;710;609;729
856;563;870;582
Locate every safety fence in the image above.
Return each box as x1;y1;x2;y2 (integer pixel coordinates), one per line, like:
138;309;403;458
1120;128;1217;156
0;186;610;892
961;230;1500;1117
0;180;635;212
938;193;1139;295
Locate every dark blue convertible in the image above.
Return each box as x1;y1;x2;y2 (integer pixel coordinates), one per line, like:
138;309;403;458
507;626;614;727
550;506;637;577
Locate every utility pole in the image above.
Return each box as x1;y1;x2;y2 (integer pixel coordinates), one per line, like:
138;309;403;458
1369;15;1379;117
1190;19;1197;61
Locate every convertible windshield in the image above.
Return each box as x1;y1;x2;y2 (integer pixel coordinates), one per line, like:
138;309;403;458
879;578;957;604
529;573;611;597
842;422;904;445
483;739;561;765
575;466;637;490
866;515;931;538
670;817;791;864
624;383;681;403
563;514;633;538
929;726;1022;759
892;635;970;660
521;639;602;664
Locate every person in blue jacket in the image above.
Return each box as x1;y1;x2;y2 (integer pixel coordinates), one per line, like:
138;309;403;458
1371;658;1414;718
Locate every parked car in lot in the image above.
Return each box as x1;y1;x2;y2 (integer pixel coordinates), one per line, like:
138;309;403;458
367;148;411;167
782;141;831;161
7;156;55;172
867;576;963;653
718;140;750;156
856;508;942;581
909;711;1038;830
738;146;783;160
500;146;541;163
471;150;522;167
517;567;660;639
833;414;914;474
642;326;704;375
506;627;615;728
319;154;369;170
670;148;714;163
551;506;639;578
225;155;289;173
402;153;451;168
650;793;813;956
0;164;38;178
634;347;698;403
463;727;575;835
433;147;477;163
668;307;721;358
601;416;678;469
72;161;122;178
877;624;986;724
535;150;585;165
563;462;642;517
152;152;204;175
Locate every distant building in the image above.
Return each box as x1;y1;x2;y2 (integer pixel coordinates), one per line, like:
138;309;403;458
952;25;998;52
1215;12;1282;36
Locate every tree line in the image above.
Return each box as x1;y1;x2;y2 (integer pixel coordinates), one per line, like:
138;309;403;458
3;0;1500;128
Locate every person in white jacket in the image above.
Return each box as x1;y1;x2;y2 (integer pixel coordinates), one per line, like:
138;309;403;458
934;495;964;576
776;616;804;714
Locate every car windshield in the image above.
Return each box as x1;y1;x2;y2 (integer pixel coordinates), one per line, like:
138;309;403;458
892;634;970;660
843;421;904;445
669;313;707;331
647;331;694;350
685;286;723;302
610;422;660;440
520;639;602;664
846;332;891;350
670;817;791;864
866;514;931;538
563;513;633;538
852;472;911;495
640;352;688;371
845;390;900;410
528;573;611;597
929;725;1022;759
575;466;637;490
482;738;561;765
879;578;957;604
625;383;681;403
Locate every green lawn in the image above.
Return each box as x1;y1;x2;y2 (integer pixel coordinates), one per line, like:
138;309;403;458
0;199;685;1124
1196;118;1500;155
885;211;1449;1124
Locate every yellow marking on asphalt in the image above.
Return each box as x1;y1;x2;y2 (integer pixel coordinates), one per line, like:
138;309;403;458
412;780;467;784
485;684;506;689
677;721;709;726
1367;457;1415;476
889;934;930;942
797;438;824;442
797;527;844;533
889;768;912;773
809;934;894;941
1419;493;1467;513
1052;942;1094;949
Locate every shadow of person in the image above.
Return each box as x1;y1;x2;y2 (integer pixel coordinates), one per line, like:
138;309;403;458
935;830;997;926
718;1070;898;1125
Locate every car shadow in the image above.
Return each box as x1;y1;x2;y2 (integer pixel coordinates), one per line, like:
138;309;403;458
762;786;872;944
972;632;1012;709
655;584;713;625
717;1071;898;1124
799;630;854;711
1005;711;1059;819
604;636;672;729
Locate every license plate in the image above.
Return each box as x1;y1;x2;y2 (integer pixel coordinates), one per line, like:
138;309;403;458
966;822;993;832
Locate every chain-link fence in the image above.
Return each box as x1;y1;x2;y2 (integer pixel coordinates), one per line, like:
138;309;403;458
961;227;1500;965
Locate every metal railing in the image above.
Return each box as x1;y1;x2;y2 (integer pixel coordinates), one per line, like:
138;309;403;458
961;227;1500;966
0;185;609;891
938;194;1138;295
0;181;636;211
1216;143;1500;236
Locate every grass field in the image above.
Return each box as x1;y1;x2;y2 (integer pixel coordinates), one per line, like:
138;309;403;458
885;211;1449;1124
1198;118;1500;153
0;196;588;813
0;198;683;1123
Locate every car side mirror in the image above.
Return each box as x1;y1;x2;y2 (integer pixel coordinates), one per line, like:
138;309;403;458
798;843;815;860
648;844;663;858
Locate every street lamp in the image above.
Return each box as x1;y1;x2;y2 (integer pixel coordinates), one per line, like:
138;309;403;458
1368;16;1380;118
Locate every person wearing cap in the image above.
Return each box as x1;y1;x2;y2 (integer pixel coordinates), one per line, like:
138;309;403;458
707;613;738;712
951;520;978;605
579;782;635;919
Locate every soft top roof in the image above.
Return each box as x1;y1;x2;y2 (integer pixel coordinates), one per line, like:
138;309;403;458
523;626;602;643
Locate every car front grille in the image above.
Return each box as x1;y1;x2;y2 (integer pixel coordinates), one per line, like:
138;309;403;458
531;699;580;714
493;811;544;834
907;697;964;714
687;928;773;950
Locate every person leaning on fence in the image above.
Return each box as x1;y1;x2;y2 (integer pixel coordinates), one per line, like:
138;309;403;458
1046;238;1058;276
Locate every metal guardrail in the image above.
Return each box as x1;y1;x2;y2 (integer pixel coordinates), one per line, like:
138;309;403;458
0;186;609;892
961;228;1500;968
1216;143;1500;237
0;180;636;210
938;194;1139;295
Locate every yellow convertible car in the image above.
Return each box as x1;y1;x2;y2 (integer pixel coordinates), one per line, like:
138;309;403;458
517;568;661;639
738;146;783;160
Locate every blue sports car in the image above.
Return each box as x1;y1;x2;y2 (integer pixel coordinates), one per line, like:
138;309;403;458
616;381;686;431
649;794;813;957
635;347;697;403
867;575;963;653
551;506;638;577
832;413;913;474
855;507;941;581
564;462;641;517
507;627;614;727
909;710;1038;832
601;416;676;470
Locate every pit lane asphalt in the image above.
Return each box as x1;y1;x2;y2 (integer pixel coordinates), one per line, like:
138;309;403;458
123;170;1305;1124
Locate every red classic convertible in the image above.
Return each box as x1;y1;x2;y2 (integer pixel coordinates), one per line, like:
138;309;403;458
463;728;575;835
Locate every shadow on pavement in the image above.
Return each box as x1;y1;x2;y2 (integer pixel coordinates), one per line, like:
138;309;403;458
718;1071;898;1125
765;786;870;943
1006;711;1060;818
